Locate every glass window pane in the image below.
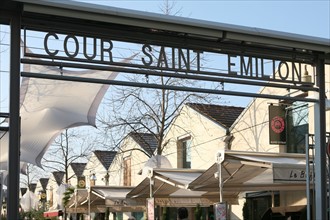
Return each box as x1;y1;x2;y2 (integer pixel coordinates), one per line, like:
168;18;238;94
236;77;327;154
286;102;308;153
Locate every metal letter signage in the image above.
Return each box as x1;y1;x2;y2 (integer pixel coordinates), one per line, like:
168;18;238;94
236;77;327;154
23;29;315;87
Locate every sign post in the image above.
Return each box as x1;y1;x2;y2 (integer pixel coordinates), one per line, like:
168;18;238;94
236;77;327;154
147;198;154;220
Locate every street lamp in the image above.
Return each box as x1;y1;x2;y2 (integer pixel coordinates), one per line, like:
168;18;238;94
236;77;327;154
90;173;97;187
88;173;97;220
215;150;226;220
104;172;109;186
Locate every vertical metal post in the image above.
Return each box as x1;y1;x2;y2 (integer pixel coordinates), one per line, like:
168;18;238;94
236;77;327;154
7;12;21;220
88;187;91;220
218;161;222;203
305;134;311;220
215;150;227;220
148;168;153;198
216;150;225;203
314;55;326;220
148;169;155;220
328;135;330;220
0;172;3;217
75;189;78;220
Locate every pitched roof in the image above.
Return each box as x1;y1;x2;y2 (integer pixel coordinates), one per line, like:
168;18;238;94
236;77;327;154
29;183;37;193
129;132;158;155
52;171;65;186
70;163;86;177
186;103;244;128
93;150;117;170
39;178;49;191
20;187;27;196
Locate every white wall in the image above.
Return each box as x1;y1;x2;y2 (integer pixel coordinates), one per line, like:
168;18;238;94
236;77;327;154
109;136;152;187
162;105;228;169
83;153;108;187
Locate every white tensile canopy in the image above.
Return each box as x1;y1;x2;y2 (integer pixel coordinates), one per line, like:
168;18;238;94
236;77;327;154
0;53;131;173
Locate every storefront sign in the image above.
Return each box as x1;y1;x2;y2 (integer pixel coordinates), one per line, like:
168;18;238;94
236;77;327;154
214;202;227;220
147;198;155;220
273;164;313;183
269;105;287;145
155;197;217;207
39;191;47;202
77;176;86;189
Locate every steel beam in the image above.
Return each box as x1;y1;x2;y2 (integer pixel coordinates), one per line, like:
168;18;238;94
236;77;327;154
20;58;318;92
21;71;319;103
314;54;326;220
7;10;21;220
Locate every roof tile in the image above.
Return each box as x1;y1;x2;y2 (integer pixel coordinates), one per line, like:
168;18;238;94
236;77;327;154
129;132;158;155
52;171;65;186
93;150;116;170
39;178;49;191
186;103;244;128
70;163;86;177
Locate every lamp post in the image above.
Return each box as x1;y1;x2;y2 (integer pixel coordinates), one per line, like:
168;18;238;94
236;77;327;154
104;172;109;186
216;150;224;203
215;150;226;220
88;173;97;220
103;172;110;220
74;189;77;220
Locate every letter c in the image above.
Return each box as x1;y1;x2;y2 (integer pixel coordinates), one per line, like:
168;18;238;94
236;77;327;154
44;32;59;56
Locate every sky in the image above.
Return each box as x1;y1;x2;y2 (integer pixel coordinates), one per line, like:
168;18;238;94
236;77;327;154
75;0;330;39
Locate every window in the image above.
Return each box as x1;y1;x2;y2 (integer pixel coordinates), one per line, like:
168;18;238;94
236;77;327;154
244;191;280;220
286;102;309;153
177;138;191;168
123;157;131;186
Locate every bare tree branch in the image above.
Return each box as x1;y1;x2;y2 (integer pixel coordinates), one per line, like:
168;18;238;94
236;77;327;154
41;128;94;183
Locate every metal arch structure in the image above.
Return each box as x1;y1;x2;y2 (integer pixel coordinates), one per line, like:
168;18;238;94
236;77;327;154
1;0;330;219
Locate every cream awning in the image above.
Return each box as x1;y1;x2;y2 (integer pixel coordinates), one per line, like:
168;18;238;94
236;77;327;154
92;186;145;212
66;186;146;213
188;150;308;192
66;188;105;214
126;168;239;205
66;151;309;211
127;168;204;199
